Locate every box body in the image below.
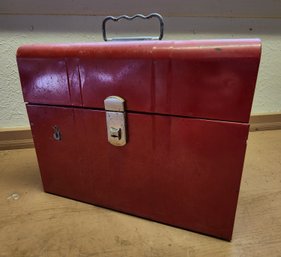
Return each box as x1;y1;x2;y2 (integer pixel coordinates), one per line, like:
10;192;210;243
17;39;261;240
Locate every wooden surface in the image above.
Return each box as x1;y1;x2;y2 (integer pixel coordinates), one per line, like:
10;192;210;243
0;130;281;257
0;128;33;150
250;113;281;132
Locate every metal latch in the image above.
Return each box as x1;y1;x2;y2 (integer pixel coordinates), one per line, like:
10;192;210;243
104;96;126;146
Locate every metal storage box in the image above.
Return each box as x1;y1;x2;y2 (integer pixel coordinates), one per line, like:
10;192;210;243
17;18;261;240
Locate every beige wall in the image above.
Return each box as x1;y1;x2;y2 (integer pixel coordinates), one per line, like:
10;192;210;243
1;1;281;128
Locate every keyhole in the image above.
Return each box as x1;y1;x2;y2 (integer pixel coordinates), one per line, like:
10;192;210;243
53;126;61;141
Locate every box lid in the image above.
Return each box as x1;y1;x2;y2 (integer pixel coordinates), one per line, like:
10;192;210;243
17;39;261;123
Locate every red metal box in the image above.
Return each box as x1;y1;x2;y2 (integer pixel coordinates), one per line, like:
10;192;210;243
17;39;261;240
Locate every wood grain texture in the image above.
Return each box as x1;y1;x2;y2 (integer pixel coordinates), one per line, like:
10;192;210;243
0;130;281;256
250;113;281;131
0;128;33;150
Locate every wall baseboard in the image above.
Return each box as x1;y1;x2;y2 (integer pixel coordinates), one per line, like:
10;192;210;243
0;113;280;150
0;128;34;150
249;113;281;132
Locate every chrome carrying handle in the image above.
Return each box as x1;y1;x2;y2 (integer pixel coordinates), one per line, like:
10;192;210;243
102;13;164;41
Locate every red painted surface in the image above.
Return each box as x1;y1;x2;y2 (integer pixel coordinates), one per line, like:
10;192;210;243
17;58;71;105
27;104;249;240
17;39;262;240
17;39;261;122
79;57;259;122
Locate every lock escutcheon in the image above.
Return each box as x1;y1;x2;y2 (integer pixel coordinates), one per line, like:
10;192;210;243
53;126;62;141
